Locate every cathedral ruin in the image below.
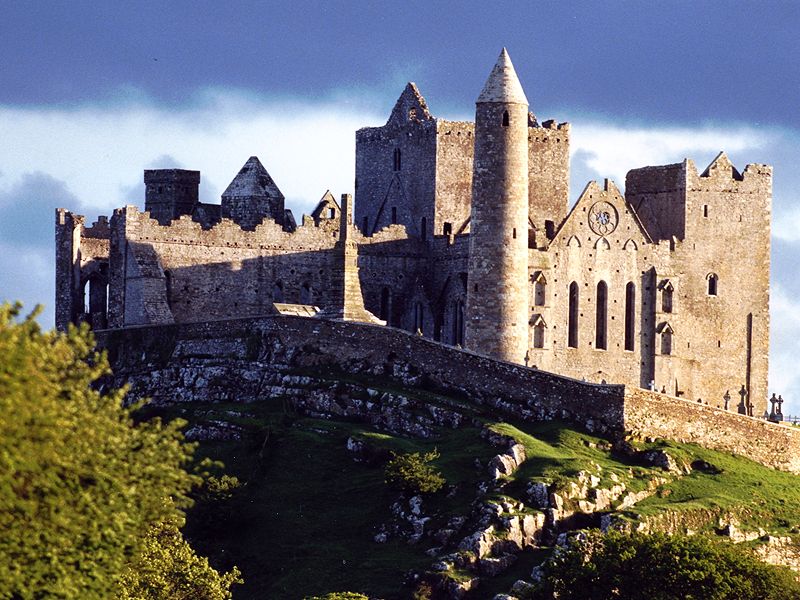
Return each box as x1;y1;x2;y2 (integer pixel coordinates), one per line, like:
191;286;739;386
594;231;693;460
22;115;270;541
55;49;772;415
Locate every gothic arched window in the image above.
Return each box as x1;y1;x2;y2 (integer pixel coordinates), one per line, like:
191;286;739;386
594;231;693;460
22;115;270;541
595;281;608;350
624;282;635;351
568;282;579;348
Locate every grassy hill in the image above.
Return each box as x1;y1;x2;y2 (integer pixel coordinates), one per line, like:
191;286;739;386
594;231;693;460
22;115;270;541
144;373;800;599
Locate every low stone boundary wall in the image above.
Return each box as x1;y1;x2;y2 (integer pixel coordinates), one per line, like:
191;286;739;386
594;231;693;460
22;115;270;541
623;387;800;473
96;315;800;474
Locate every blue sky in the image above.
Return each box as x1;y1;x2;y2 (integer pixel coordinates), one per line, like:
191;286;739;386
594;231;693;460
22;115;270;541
1;1;799;410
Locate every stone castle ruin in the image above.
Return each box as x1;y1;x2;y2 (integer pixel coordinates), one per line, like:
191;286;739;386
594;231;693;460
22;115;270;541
56;49;772;418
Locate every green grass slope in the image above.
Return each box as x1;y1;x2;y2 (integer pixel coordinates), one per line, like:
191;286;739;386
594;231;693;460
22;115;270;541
146;382;800;599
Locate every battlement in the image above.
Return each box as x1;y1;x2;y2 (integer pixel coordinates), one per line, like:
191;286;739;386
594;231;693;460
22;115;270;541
117;204;343;251
83;215;111;239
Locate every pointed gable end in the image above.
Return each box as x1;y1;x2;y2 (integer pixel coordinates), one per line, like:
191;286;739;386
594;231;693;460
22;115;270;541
553;178;654;247
311;190;342;223
386;82;434;127
701;151;743;181
222;156;284;201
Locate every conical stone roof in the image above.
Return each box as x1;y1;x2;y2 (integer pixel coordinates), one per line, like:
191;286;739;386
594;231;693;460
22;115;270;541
476;48;529;105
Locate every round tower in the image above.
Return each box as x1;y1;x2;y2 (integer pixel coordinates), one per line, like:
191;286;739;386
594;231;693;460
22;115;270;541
464;48;530;364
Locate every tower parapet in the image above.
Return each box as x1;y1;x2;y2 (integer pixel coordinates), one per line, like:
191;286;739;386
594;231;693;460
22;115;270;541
144;169;200;225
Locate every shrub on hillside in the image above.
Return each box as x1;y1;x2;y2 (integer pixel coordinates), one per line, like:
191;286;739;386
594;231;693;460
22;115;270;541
0;303;241;599
529;530;800;600
384;449;445;494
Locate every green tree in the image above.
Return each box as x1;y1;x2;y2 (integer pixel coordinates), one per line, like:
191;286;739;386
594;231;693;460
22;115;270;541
0;304;240;599
384;449;445;495
531;530;800;600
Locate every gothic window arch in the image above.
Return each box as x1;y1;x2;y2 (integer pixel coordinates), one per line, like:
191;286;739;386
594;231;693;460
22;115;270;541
594;237;611;250
531;314;546;349
660;280;674;313
533;272;546;307
624;282;635;351
568;281;579;348
658;322;674;355
595;281;608;350
413;302;424;334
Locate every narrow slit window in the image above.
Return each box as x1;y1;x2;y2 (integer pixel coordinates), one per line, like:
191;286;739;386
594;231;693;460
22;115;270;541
707;273;718;296
662;285;673;313
392;148;401;171
380;287;391;321
414;302;424;333
534;276;546;307
502;111;510;126
533;322;545;348
443;222;453;236
391;206;398;224
661;329;673;355
420;217;427;241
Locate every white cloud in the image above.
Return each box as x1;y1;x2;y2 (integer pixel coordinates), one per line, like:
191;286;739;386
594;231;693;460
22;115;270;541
569;120;773;191
0;90;387;221
773;208;800;242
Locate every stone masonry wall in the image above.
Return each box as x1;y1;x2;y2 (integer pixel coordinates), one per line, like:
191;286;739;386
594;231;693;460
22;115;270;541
95;315;800;474
98;315;626;434
528;120;570;240
623;387;800;473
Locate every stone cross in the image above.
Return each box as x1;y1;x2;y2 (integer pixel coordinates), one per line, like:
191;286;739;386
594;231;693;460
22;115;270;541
738;385;749;416
723;390;730;411
769;393;778;421
777;395;785;420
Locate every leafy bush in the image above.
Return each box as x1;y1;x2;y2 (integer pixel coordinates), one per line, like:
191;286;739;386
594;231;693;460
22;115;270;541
0;303;240;599
384;449;445;494
530;530;800;600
